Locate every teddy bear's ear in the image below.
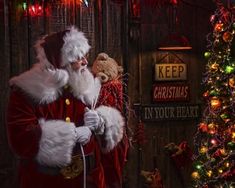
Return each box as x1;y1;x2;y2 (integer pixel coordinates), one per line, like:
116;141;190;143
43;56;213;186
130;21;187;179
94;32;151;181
97;53;109;60
118;66;124;74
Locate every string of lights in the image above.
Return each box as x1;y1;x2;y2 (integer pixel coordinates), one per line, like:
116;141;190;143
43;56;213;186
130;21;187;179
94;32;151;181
192;1;235;187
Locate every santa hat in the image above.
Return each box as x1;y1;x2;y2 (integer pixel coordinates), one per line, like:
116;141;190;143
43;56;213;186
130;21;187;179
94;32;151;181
35;26;91;68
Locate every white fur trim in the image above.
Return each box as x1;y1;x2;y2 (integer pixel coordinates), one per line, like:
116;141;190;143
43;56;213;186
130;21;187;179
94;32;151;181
36;119;77;167
96;106;124;152
61;26;91;66
9;64;69;104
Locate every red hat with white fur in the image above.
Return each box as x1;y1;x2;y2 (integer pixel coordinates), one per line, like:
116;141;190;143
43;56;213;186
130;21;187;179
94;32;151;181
35;26;90;69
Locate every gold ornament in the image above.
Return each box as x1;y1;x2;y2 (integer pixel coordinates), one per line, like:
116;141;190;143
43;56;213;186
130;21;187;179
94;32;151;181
210;97;221;109
191;171;200;179
220;148;228;156
200;146;208;154
210;63;219;72
229;77;235;88
208;123;218;134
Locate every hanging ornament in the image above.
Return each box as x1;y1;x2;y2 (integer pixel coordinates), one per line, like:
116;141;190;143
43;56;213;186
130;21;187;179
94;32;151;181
227;141;235;149
210;63;219;72
225;65;235;74
223;31;233;42
214;23;224;33
208;123;218;134
199;146;208;154
208;123;217;129
204;52;211;59
229;77;235;88
133;121;147;146
210;97;221;109
198;122;208;132
220;148;228;156
209;89;219;96
191;171;200;180
232;131;235;141
220;113;230;122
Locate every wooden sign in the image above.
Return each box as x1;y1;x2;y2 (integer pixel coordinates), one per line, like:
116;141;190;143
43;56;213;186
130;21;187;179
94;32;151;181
141;104;200;121
155;63;187;81
153;83;190;102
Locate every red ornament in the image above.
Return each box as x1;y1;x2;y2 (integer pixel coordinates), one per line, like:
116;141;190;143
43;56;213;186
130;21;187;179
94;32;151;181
133;121;147;146
223;31;233;42
198;122;208;132
214;23;224;33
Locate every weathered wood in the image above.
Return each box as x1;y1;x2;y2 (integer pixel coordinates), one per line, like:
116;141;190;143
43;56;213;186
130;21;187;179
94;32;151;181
0;0;216;187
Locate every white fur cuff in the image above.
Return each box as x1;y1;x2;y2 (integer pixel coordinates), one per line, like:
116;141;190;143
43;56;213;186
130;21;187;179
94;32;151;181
36;119;77;167
96;106;125;152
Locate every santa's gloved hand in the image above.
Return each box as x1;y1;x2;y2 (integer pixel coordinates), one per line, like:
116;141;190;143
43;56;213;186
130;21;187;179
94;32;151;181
84;107;105;134
75;126;92;145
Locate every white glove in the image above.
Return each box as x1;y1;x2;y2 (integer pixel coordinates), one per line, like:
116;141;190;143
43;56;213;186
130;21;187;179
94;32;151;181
75;126;92;145
84;107;105;134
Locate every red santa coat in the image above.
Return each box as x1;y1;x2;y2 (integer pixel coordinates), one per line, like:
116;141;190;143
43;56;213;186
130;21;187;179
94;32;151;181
7;66;126;188
98;80;129;187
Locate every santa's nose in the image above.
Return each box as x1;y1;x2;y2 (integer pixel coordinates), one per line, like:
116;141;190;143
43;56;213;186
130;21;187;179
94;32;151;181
81;57;88;65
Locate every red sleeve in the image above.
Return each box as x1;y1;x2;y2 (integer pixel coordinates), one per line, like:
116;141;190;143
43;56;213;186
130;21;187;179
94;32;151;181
7;88;41;159
98;80;123;112
98;80;129;185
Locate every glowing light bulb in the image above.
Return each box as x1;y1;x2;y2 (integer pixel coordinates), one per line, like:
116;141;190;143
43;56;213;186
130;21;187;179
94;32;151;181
207;170;212;177
211;139;217;145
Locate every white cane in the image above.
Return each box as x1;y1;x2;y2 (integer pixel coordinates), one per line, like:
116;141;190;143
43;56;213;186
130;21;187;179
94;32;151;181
80;144;86;188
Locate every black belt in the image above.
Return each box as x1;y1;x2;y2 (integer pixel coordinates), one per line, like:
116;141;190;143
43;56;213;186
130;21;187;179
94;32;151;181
37;153;96;178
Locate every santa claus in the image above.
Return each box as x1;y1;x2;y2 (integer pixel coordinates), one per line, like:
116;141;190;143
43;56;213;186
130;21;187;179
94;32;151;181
7;26;128;188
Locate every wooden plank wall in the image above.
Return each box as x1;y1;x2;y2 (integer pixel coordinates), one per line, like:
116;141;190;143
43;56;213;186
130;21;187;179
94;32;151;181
0;0;217;187
126;0;215;188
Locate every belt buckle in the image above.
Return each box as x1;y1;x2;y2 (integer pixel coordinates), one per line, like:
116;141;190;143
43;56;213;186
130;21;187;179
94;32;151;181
60;155;83;179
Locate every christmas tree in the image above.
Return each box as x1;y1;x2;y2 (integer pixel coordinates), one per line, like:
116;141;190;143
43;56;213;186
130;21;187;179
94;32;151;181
192;1;235;188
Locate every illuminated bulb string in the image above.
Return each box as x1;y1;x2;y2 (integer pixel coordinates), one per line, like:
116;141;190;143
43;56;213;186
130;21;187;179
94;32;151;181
192;1;235;186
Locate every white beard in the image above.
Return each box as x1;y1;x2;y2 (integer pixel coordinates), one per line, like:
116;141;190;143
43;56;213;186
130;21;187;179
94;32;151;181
67;65;101;106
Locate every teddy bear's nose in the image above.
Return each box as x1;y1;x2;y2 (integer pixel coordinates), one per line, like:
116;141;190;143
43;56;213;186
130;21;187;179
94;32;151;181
101;75;106;80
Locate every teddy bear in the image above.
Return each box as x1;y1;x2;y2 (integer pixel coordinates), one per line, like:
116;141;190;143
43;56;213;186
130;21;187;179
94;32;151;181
91;52;123;83
92;53;129;187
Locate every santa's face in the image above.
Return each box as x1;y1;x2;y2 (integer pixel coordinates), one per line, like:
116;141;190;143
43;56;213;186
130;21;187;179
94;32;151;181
65;57;94;97
70;56;88;71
